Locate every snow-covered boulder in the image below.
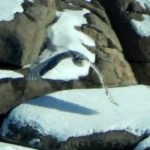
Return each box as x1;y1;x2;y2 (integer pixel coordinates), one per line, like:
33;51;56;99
0;0;56;66
0;142;37;150
1;85;149;149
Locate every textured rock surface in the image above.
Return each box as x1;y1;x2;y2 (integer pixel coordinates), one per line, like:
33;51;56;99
0;0;56;67
55;0;137;86
99;0;150;85
131;63;150;85
0;120;144;150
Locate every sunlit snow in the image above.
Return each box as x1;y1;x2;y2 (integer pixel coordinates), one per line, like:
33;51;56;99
134;136;150;150
47;9;95;57
0;70;23;79
42;58;90;80
1;85;150;142
131;14;150;37
0;142;37;150
135;0;150;10
0;0;33;21
41;9;95;81
85;0;92;2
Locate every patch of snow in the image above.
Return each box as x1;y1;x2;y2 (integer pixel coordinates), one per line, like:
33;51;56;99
29;139;41;146
47;9;95;57
1;85;150;142
0;142;37;150
134;136;150;150
85;0;92;2
68;3;73;6
135;0;150;10
42;58;90;80
41;9;95;81
130;14;150;37
0;70;23;79
0;0;33;21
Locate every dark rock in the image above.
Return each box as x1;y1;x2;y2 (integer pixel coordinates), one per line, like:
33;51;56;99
130;63;150;85
0;0;56;67
0;120;144;150
99;0;150;62
60;131;143;150
99;0;150;86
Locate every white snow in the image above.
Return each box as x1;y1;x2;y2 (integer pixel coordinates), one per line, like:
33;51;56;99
0;142;37;150
42;58;90;80
47;9;95;57
0;70;23;79
1;85;150;142
130;14;150;37
29;139;41;146
134;136;150;150
85;0;92;2
135;0;150;10
0;0;33;21
41;9;95;81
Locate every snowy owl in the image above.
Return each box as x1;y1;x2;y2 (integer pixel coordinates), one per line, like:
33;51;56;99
26;50;89;80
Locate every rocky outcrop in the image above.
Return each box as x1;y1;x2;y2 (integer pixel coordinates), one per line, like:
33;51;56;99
99;0;150;85
0;120;144;150
0;0;56;67
55;0;137;86
99;0;149;59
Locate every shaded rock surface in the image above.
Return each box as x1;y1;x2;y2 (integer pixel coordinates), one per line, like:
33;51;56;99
99;0;150;62
131;63;150;85
99;0;150;85
0;120;144;150
0;0;56;67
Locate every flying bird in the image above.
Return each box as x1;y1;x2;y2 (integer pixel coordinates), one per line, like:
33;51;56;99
25;50;118;105
26;50;89;80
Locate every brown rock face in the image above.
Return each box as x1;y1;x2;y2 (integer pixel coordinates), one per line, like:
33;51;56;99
99;0;150;85
94;48;137;85
0;0;56;67
78;1;136;86
131;63;150;85
99;0;150;62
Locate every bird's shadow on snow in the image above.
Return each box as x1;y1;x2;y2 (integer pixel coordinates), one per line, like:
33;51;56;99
27;96;99;115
